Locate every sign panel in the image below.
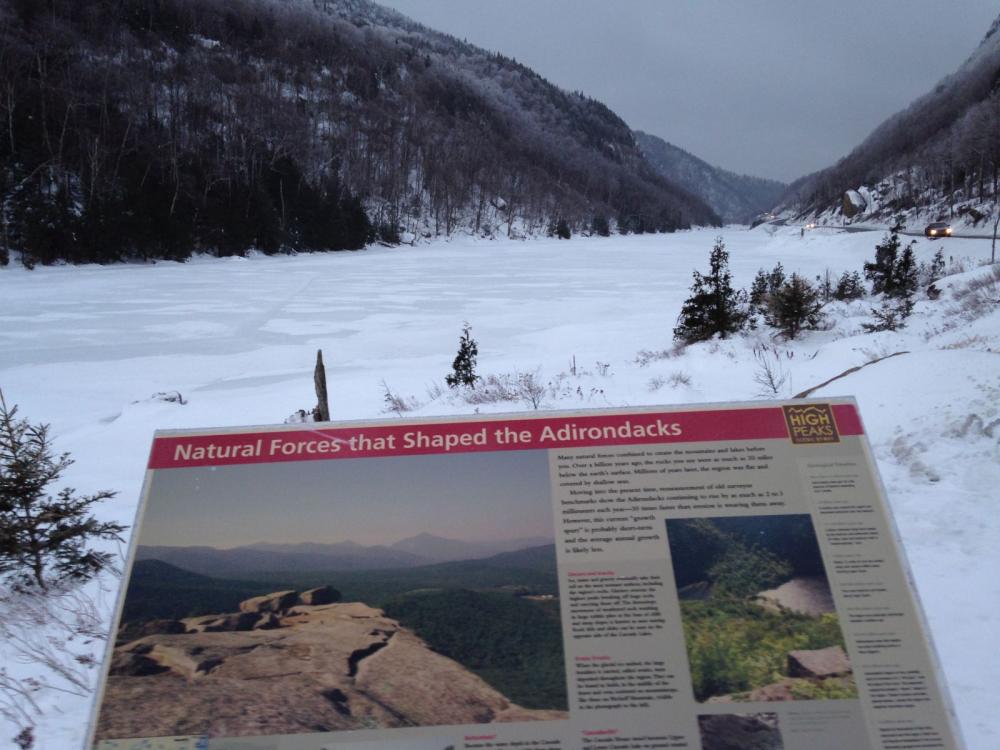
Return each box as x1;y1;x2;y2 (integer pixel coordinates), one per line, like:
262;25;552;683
89;399;962;750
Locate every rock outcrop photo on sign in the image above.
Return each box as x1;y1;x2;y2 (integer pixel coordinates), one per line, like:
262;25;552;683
98;592;565;740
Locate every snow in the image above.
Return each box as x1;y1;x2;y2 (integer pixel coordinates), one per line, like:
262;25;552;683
1;227;998;749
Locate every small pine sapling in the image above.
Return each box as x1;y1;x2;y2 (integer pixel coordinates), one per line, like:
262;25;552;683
749;269;770;312
861;220;919;331
834;270;865;301
767;262;786;295
862;298;909;332
446;323;480;388
749;262;790;323
925;248;946;286
769;274;825;339
816;268;834;303
892;243;919;302
673;237;749;344
864;226;903;295
0;393;125;591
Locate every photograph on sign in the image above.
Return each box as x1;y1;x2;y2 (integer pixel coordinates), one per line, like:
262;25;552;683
697;712;784;750
95;452;567;741
667;515;854;703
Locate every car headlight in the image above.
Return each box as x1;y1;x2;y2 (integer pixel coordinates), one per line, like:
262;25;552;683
945;228;952;235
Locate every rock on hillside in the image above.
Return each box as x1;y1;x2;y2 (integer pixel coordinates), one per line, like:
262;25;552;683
755;576;835;617
96;593;565;740
697;713;783;750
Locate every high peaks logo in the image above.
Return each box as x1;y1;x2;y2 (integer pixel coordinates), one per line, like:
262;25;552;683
782;404;839;444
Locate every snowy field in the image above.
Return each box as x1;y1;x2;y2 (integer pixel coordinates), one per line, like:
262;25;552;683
1;226;998;749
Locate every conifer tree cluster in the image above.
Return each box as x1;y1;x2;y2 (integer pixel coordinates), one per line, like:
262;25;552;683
677;243;827;345
749;261;827;340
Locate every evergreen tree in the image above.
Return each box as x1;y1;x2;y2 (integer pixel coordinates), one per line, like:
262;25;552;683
748;262;787;317
862;298;909;332
862;223;919;330
925;248;946;285
673;238;749;344
864;220;916;297
816;269;834;303
891;243;919;302
749;269;770;311
864;229;900;295
591;216;610;237
834;270;866;301
769;274;825;339
0;394;125;591
767;262;786;295
446;323;480;388
556;219;571;240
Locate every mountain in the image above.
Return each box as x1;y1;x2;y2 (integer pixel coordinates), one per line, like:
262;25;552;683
125;543;560;621
135;542;427;575
635;131;786;224
777;14;1000;228
388;532;552;562
0;0;718;266
136;535;554;576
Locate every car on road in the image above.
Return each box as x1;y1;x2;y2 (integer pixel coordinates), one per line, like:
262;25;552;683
924;221;952;238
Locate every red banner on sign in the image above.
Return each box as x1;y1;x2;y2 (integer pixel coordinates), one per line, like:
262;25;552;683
147;404;862;470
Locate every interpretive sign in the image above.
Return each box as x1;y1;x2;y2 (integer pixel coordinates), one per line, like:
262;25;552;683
89;399;962;750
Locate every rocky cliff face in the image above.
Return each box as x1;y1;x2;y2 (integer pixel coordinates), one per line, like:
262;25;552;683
96;593;566;741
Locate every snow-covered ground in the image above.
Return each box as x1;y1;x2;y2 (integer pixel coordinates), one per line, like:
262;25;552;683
1;226;998;749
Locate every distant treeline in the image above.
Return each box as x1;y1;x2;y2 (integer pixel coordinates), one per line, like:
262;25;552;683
0;0;718;265
122;546;560;622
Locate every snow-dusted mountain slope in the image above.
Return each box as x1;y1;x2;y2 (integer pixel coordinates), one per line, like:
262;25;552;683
636;131;786;224
0;0;718;266
780;13;1000;230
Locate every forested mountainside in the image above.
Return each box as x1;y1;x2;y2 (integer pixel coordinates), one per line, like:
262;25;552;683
778;13;1000;226
0;0;718;266
635;131;786;224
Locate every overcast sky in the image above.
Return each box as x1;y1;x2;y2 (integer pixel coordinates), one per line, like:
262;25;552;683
380;0;999;183
140;450;553;548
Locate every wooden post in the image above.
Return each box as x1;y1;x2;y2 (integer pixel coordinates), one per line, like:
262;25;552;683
992;211;998;264
313;349;330;422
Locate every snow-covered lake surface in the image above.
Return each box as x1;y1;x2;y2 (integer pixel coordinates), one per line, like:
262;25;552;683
1;226;998;749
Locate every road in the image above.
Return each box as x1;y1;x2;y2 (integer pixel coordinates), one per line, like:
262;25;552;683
767;220;995;241
840;224;993;240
